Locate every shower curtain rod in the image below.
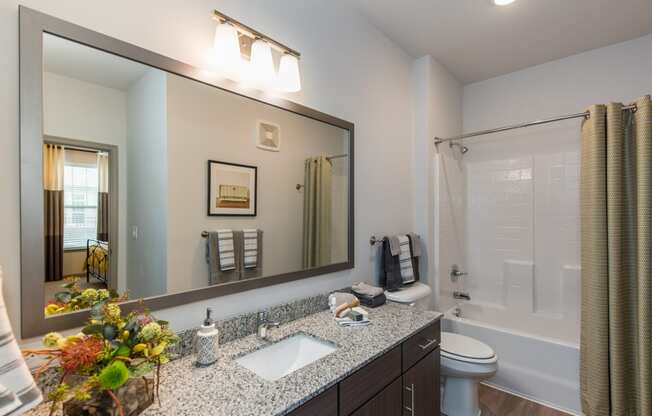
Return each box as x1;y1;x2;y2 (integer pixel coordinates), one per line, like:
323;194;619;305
433;103;637;145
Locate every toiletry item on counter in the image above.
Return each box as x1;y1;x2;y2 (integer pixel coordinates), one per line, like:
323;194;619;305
335;307;370;327
329;292;358;315
351;282;386;308
334;298;360;318
195;308;219;367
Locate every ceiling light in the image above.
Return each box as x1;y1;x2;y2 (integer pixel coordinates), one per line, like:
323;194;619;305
213;22;241;80
249;39;276;90
278;53;302;93
493;0;516;5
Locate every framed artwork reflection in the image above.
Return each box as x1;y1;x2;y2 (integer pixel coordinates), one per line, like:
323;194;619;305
207;160;257;216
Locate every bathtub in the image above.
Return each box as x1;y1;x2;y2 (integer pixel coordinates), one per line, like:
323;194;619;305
442;306;581;415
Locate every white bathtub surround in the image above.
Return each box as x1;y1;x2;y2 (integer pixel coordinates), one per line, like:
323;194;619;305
443;307;580;414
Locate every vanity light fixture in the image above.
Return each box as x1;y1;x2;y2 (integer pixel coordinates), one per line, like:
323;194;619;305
212;10;302;92
493;0;516;5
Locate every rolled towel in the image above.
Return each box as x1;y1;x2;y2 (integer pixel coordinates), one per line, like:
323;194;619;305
0;267;42;416
351;282;384;297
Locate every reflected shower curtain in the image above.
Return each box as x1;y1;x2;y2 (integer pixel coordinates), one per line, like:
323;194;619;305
580;96;651;416
43;144;65;282
97;152;109;242
302;156;332;268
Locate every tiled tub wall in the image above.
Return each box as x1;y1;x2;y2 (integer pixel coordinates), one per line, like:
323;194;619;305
465;151;581;342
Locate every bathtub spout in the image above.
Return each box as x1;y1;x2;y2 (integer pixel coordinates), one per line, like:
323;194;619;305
453;291;471;301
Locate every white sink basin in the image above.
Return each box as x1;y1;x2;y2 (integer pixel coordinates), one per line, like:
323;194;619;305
235;334;337;381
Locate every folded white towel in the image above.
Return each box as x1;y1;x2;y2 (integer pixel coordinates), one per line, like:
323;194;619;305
397;235;415;284
0;267;42;416
352;282;384;297
216;230;235;271
243;229;258;269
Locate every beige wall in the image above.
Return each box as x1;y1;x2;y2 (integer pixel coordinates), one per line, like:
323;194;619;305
63;250;85;276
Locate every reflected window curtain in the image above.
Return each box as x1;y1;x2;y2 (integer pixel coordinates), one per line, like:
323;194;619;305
97;152;109;242
43;144;65;282
302;156;332;268
580;96;651;416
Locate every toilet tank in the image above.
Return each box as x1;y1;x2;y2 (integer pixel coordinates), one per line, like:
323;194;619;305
385;282;432;311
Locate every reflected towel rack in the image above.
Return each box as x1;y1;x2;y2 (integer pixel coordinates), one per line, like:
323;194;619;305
369;235;384;246
201;231;209;238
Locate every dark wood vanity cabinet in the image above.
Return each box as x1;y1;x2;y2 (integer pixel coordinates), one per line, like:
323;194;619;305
287;319;440;416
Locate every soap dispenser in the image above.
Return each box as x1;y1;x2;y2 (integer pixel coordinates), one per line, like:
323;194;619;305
195;308;219;367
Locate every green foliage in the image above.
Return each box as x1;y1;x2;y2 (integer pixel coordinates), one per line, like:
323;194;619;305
98;361;129;390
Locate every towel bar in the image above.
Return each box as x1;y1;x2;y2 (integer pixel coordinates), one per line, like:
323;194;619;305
369;235;384;246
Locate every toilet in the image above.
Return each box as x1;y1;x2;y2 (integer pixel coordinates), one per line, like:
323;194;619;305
385;283;498;416
440;332;497;416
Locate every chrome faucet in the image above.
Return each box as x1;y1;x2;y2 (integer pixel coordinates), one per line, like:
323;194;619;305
453;291;471;301
450;264;468;282
257;311;280;340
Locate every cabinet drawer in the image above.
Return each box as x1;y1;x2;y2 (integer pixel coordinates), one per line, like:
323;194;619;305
287;385;337;416
402;320;440;371
339;345;402;416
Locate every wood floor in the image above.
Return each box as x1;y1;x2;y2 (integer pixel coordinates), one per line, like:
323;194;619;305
478;384;571;416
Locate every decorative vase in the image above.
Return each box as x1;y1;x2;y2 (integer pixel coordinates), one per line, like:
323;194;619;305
62;376;155;416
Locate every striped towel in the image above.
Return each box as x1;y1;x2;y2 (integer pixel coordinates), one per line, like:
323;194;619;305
243;229;258;269
397;235;415;284
217;230;235;271
0;267;42;416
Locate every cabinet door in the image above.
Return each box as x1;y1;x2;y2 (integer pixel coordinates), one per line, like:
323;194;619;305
287;385;337;416
350;378;403;416
403;348;440;416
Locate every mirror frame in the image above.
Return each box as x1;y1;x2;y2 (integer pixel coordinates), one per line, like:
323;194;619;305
19;6;355;338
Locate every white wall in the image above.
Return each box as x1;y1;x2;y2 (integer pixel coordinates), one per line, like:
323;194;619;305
43;71;129;293
1;0;415;341
461;34;652;343
412;56;463;311
165;73;348;293
126;69;168;298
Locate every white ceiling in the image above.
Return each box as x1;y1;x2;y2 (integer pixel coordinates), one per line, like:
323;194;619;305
352;0;652;84
44;33;150;91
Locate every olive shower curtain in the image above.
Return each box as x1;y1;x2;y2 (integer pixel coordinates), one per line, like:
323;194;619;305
302;156;332;269
43;144;65;282
580;96;651;416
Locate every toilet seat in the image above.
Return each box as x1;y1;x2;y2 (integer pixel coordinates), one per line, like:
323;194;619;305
441;332;497;364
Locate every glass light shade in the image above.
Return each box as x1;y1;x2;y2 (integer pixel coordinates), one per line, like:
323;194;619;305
278;54;302;93
249;39;276;90
493;0;515;5
213;22;241;79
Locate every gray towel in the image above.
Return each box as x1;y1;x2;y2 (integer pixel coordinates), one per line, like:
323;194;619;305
407;233;422;257
398;235;415;284
239;230;263;280
206;231;240;285
352;282;384;297
388;236;401;256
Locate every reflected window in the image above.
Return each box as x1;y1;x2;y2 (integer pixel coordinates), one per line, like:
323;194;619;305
63;152;98;249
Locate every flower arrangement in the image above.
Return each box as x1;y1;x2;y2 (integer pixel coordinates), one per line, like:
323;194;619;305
44;277;126;316
24;300;178;416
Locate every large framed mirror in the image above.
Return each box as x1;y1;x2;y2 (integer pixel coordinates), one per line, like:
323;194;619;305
20;7;354;337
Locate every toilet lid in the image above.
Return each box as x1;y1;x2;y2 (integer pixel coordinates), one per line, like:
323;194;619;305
441;332;495;361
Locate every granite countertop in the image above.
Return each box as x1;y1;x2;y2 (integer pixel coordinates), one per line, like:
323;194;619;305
30;303;441;416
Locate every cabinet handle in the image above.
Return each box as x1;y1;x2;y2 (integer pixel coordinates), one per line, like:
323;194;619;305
404;383;415;416
418;338;437;350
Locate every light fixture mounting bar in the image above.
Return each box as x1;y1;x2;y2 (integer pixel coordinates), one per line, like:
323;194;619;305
212;10;301;58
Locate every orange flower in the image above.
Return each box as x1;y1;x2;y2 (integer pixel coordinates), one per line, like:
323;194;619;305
61;337;104;372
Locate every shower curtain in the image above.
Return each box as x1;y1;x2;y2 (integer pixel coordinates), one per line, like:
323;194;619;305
97;152;109;242
580;96;651;416
43;144;65;282
302;156;332;269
